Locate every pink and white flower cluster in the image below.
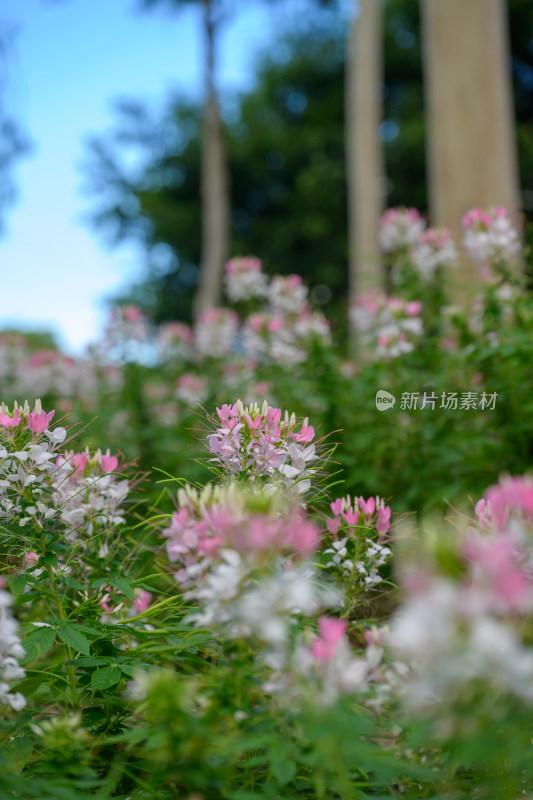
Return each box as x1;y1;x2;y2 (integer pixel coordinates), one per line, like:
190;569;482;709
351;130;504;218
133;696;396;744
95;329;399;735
388;473;533;712
175;373;209;407
268;274;308;315
224;257;269;303
243;309;330;367
410;227;457;279
462;206;521;269
350;292;423;359
0;401;67;532
162;483;318;588
323;495;392;590
194;308;239;360
206;401;319;496
156;322;193;361
53;447;128;546
263;615;382;706
0;400;127;554
0;336;109;408
161;482;327;642
0;578;26;712
105;304;149;344
160;401;398;707
378;207;426;254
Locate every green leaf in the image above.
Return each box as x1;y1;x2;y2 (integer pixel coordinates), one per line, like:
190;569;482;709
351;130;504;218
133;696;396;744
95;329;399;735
271;753;297;786
62;576;86;591
21;626;56;662
91;665;122;690
58;624;91;656
116;661;151;678
66;656;112;667
9;574;26;598
166;632;213;652
110;577;133;600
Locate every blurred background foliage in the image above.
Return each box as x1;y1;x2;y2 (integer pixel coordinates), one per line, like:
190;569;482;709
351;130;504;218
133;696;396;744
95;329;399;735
81;0;533;324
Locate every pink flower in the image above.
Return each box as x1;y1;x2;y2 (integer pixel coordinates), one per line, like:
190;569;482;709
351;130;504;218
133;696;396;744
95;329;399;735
330;498;343;516
464;532;532;611
100;450;119;474
24;552;40;567
341;508;359;527
311;616;347;661
67;452;88;482
292;424;315;443
267;317;283;333
484;476;533;526
27;405;55;434
326;517;341;534
376;506;391;535
133;590;152;614
0;409;20;429
225;256;262;275
288;515;320;554
405;301;422;317
359;497;376;515
122;305;145;323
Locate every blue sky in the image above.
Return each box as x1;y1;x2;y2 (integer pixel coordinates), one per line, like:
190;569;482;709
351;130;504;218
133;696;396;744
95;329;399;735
1;0;276;352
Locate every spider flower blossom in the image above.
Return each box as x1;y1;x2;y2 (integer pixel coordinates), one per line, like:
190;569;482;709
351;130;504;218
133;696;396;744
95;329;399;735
263;615;382;706
194;308;239;359
175;373;209;407
389;573;533;712
105;304;150;345
157;322;193;361
0;579;26;711
462;205;521;268
224;256;269;302
268;274;308;315
269;310;331;367
389;478;533;713
0;400;67;533
482;475;533;530
206;401;320;496
243;311;328;367
350;293;423;360
323;495;392;589
53;448;129;544
162;482;319;591
378;207;426;254
161;483;329;646
0;401;128;555
409;227;457;278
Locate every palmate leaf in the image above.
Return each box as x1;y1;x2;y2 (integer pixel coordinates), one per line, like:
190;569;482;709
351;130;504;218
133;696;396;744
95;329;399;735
21;626;56;663
58;624;91;656
91;665;122;690
8;573;26;597
110;576;134;599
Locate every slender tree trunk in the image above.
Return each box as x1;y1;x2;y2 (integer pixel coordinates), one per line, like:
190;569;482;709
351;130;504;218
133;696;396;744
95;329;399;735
346;0;385;337
194;0;230;316
421;0;520;295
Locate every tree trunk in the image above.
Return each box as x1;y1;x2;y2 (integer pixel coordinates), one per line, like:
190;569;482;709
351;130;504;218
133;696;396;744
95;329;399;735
346;0;385;332
194;0;231;316
421;0;520;295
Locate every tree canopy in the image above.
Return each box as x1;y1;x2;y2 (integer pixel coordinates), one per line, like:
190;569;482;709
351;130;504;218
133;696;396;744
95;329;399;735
83;0;533;324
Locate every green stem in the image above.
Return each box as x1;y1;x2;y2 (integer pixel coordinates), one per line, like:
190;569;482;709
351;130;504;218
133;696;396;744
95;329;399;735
46;564;80;712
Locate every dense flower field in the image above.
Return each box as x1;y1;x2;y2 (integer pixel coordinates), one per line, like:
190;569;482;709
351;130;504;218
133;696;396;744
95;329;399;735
2;207;533;798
